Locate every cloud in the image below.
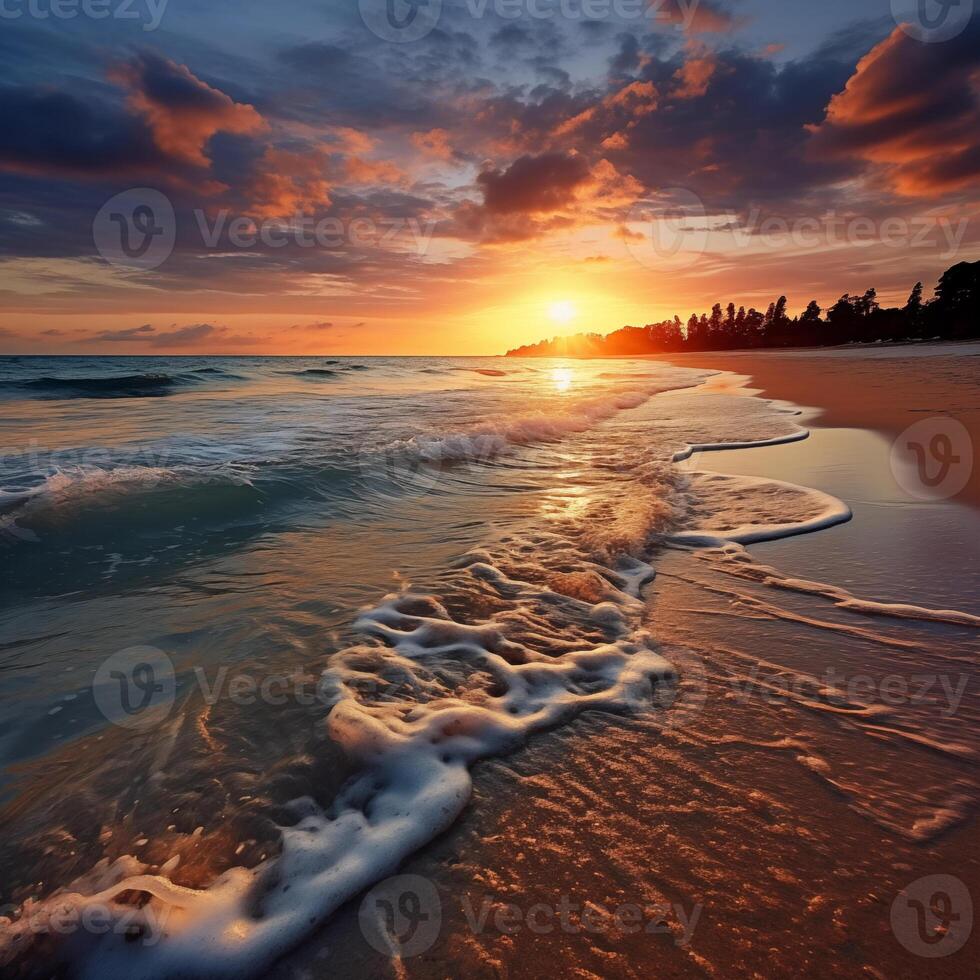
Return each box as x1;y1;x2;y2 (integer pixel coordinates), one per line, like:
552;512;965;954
110;52;265;168
245;147;333;217
147;323;219;346
412;129;455;161
673;53;718;100
83;322;258;348
556;42;858;204
88;323;156;342
477;152;591;215
808;21;980;197
0;86;159;181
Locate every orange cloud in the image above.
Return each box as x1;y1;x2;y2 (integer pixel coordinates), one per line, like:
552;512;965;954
246;148;332;217
606;80;659;118
809;24;980;197
673;55;717;100
111;54;264;168
555;81;658;138
412;128;454;160
343;156;405;185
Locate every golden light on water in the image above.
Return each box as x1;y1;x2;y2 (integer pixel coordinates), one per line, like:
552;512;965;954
551;367;574;392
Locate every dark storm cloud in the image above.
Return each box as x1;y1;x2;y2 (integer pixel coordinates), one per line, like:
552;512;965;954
478;153;590;215
0;86;159;179
548;42;860;207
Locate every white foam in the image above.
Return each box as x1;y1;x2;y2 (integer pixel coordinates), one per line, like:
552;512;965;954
2;564;673;977
671;473;852;548
398;384;689;463
1;362;921;976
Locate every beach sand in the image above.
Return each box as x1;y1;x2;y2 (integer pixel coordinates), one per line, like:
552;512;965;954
270;344;979;979
661;342;980;511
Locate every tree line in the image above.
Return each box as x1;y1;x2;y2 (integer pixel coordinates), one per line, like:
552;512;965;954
505;260;980;357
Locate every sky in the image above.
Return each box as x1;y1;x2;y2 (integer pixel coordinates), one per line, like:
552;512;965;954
0;0;978;355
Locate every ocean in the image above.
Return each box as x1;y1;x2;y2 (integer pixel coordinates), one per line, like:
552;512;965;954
0;354;976;976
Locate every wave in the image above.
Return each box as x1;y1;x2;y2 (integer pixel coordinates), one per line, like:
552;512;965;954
190;367;244;379
7;365;956;978
0;464;257;541
16;373;188;399
394;385;675;463
0;540;673;978
289;365;368;378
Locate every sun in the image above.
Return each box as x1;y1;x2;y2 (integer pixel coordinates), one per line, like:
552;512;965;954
548;300;577;324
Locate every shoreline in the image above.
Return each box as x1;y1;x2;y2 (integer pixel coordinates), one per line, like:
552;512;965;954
656;343;980;511
269;348;979;979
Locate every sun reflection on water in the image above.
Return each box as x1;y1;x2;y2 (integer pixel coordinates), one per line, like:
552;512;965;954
551;367;574;392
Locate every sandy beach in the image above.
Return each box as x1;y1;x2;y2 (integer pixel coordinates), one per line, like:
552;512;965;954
661;343;980;511
267;344;979;979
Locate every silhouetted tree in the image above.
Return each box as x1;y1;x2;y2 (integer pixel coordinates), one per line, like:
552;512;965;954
504;261;979;357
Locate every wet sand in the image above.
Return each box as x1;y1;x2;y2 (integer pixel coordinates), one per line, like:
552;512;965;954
661;342;980;511
271;345;980;979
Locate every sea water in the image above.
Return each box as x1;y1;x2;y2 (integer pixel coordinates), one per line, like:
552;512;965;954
0;354;970;976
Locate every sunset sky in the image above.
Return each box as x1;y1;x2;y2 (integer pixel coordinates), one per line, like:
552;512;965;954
1;0;978;354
